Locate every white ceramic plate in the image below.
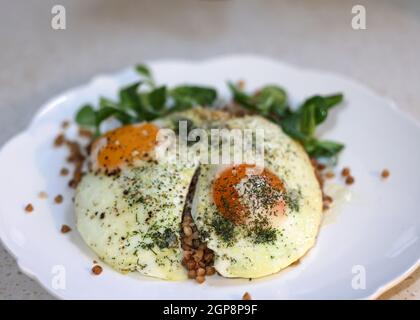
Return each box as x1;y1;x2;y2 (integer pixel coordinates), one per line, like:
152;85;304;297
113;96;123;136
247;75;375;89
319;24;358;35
0;55;419;300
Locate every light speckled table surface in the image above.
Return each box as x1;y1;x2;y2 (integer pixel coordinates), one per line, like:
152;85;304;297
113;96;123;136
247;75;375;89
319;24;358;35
0;0;419;300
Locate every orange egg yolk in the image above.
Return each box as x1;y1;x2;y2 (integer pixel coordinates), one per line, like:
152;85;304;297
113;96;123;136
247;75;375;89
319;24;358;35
93;123;159;172
212;164;285;225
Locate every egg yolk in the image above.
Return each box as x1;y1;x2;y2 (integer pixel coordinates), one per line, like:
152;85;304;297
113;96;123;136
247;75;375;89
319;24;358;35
212;164;285;225
93;123;159;172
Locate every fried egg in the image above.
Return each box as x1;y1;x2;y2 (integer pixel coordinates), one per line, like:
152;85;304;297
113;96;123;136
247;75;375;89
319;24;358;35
191;116;323;278
76;108;322;281
75;123;196;280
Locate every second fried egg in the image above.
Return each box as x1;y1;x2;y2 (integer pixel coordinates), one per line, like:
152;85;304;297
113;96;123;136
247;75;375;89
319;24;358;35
191;116;323;278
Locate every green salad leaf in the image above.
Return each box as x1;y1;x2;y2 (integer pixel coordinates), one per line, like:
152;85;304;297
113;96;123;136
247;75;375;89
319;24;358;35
75;65;218;136
148;86;167;111
75;104;96;127
227;82;344;159
119;82;142;113
75;64;344;160
171;86;217;111
227;82;255;110
304;139;345;158
255;85;288;117
135;64;154;86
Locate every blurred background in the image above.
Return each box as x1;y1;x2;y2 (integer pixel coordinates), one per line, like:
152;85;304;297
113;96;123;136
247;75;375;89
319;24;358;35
0;0;419;299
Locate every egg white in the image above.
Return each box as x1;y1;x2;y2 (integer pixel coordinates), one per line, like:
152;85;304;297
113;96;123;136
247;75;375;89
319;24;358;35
75;161;196;280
